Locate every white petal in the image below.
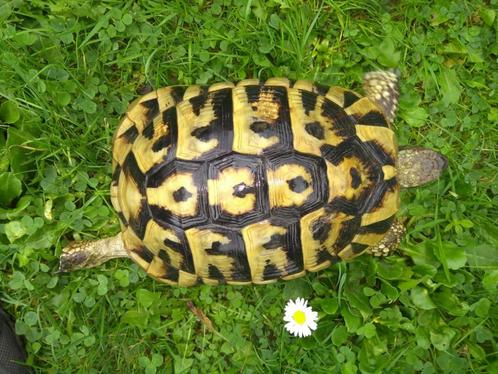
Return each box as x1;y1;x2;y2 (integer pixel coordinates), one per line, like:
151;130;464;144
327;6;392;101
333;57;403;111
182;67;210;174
284;323;294;334
283;298;319;338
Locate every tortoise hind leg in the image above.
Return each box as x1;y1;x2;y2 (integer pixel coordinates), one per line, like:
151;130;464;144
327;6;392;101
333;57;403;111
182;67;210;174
368;219;406;257
59;233;129;272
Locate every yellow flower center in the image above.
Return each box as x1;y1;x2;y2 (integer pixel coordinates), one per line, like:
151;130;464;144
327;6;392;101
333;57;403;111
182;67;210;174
292;310;306;325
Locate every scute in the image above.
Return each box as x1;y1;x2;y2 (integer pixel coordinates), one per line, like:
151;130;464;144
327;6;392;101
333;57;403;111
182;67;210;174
207;153;269;226
266;152;327;218
176;88;233;161
242;218;304;283
186;225;250;285
232;85;293;156
146;160;208;229
111;78;399;285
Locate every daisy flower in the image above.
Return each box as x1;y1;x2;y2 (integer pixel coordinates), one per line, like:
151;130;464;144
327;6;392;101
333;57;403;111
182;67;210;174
283;298;318;338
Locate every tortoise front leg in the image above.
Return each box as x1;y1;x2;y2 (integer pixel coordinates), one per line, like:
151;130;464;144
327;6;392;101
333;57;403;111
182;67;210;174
369;219;406;257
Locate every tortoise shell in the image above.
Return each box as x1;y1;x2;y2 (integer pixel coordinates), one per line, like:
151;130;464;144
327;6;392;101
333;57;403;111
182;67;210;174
110;78;399;286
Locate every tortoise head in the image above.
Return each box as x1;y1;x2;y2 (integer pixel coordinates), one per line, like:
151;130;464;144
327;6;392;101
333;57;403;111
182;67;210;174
397;147;447;188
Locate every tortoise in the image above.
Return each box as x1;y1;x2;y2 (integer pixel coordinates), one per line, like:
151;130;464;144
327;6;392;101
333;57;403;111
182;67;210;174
59;71;447;286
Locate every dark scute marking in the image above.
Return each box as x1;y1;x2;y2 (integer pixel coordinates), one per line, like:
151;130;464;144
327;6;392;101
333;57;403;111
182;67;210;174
363;140;395;166
327;197;358;216
322;99;356;138
263;219;303;274
153;259;181;282
152;134;172;152
284;264;298;276
164;238;184;253
209;88;232;119
311;219;332;244
152;220;195;273
314;83;328;96
288;80;296;88
350;167;362;189
164;234;195;274
359;176;396;211
128;199;150;240
186;88;233;161
141;98;160;124
149;203;206;230
122;152;146;193
157;106;178;155
321;96;343;114
205;239;236;256
173;186;193;202
142;123;155;139
191;125;215;142
351;243;369;253
320;144;346;165
232;182;255;198
263;234;285;250
305;121;325;140
158;249;170;264
170;86;186;103
317;249;340;264
206;241;223;255
245;85;262;104
134;246;154;263
165;264;179;282
359;183;385;215
117;211;127;226
357;110;388;127
111;164;121;185
163;106;177;126
359;215;395;234
208;264;225;282
320;138;358;165
300;90;318;115
343;91;361;107
335;216;361;250
354;187;375;215
287;176;309;193
189;91;208;116
263;262;281;280
119;125;139;143
200;230;251;281
250;121;274;138
387;176;398;190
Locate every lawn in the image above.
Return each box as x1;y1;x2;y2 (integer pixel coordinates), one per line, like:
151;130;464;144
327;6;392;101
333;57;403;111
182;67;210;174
1;0;497;372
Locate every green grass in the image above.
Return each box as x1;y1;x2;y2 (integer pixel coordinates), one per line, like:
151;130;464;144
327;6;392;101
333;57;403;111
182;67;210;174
1;0;497;372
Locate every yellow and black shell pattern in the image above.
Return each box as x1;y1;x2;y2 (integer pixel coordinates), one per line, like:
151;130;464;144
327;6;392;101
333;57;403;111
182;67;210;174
110;78;399;286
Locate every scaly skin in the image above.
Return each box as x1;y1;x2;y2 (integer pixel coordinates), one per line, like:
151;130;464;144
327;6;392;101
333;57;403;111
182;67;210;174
59;233;128;272
369;219;406;257
398;147;448;188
